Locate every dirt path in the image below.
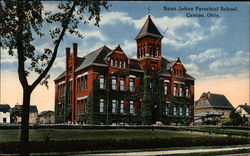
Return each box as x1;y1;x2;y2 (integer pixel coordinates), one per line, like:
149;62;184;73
87;146;250;156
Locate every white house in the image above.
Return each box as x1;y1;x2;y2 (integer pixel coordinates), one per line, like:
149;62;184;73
0;104;10;123
235;103;250;119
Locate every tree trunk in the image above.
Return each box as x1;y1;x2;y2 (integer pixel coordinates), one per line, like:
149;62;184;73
20;88;31;155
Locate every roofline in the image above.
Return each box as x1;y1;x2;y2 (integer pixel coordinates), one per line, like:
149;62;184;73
135;33;163;40
82;45;111;58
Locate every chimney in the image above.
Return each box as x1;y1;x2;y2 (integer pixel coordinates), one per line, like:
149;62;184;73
66;47;70;74
208;91;210;99
73;43;77;59
73;43;78;70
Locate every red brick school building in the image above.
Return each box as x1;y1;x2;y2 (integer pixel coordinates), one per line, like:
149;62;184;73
54;15;195;125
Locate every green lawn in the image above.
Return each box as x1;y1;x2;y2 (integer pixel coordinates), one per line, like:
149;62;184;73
0;128;215;142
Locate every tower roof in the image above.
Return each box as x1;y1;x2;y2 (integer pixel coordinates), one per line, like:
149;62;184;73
135;15;163;40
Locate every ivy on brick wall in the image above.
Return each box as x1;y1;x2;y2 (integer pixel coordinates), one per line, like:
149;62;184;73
55;81;72;123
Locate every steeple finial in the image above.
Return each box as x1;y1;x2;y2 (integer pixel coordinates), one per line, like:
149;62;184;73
147;7;151;15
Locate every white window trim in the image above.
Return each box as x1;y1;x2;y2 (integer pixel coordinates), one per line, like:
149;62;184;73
173;81;185;84
58;81;65;85
77;96;88;100
77;72;88;78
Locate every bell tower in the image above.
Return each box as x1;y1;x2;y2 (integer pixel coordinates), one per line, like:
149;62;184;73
136;15;163;72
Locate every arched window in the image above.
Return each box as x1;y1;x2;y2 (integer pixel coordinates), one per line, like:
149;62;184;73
138;46;141;58
149;44;152;56
153;45;156;57
119;60;122;68
144;44;146;56
156;45;159;57
115;59;118;67
111;59;113;67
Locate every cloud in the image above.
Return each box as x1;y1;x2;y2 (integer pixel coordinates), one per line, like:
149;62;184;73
209;18;225;32
99;11;133;26
208;50;249;72
119;40;136;57
78;29;108;42
0;48;18;64
53;57;66;69
189;48;226;63
42;2;60;14
184;63;203;76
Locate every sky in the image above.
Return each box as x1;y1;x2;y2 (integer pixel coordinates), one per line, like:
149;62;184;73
1;1;249;112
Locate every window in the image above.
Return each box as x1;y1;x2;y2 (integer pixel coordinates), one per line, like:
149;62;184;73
99;75;105;89
186;107;189;116
123;61;126;68
186;86;190;97
69;81;72;102
112;76;117;90
130;101;134;114
119;60;122;68
174;107;177;116
164;83;168;95
166;102;169;115
112;100;117;114
120;78;125;91
77;78;81;92
120;100;124;113
111;59;114;67
84;99;87;113
100;99;104;113
156;46;159;57
174;84;178;96
179;107;183;116
129;78;135;92
202;100;206;105
77;75;88;92
115;59;118;67
84;75;88;90
58;83;65;97
78;100;83;114
179;85;183;97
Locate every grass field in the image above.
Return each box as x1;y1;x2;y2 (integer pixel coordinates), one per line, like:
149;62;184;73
0;128;216;142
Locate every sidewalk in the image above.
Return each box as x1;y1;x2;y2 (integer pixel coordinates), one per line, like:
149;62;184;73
87;146;250;156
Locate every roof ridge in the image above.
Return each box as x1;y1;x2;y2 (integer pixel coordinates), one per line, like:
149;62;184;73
83;46;108;58
204;92;225;96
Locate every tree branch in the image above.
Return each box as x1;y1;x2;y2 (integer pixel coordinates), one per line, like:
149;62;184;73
30;2;76;91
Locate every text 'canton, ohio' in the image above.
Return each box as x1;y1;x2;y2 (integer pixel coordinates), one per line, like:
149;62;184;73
163;6;238;18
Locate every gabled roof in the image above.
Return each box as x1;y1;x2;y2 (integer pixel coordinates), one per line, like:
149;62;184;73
238;105;250;114
38;110;54;117
54;71;66;81
54;57;84;81
166;60;177;70
0;104;10;113
14;105;38;113
76;46;111;72
104;45;128;61
135;15;163;40
203;92;234;109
